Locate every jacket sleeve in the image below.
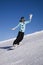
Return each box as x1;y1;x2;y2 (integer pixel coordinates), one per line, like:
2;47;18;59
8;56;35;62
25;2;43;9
25;20;31;24
12;23;20;30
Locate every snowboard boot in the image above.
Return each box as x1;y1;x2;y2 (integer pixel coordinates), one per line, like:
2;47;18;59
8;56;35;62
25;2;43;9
17;43;19;45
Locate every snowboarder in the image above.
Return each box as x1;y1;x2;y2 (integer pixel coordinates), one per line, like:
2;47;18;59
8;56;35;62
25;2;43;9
11;14;33;46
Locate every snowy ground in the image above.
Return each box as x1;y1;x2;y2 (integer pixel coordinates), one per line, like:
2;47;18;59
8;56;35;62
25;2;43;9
0;30;43;65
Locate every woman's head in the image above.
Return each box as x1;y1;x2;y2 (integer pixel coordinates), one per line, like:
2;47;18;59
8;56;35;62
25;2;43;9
20;17;25;22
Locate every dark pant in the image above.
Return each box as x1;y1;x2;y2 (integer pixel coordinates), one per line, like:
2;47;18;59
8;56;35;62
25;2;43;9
13;31;24;45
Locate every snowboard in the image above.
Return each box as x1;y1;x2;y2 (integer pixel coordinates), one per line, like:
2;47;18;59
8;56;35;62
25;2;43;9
7;44;21;51
7;42;23;51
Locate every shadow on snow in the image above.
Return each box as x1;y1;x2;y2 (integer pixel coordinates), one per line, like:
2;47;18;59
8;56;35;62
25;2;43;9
0;45;13;51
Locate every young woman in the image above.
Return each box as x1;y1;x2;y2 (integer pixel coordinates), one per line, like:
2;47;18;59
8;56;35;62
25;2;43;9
12;14;33;45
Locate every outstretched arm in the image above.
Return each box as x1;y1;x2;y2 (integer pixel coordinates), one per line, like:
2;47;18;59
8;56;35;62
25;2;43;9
11;23;20;30
25;14;33;24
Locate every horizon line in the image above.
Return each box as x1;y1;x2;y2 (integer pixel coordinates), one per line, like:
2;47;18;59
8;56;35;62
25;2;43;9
0;30;43;43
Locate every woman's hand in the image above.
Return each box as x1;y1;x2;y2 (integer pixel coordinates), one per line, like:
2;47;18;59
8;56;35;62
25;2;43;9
29;14;33;21
11;28;16;30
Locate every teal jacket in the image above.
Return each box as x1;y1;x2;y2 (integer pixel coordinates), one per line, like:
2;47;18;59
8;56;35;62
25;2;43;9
17;20;31;32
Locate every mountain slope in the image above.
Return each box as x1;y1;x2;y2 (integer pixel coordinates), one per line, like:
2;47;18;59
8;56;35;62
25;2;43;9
0;30;43;65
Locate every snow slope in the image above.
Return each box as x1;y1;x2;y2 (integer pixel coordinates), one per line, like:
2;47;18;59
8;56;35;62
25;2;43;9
0;30;43;65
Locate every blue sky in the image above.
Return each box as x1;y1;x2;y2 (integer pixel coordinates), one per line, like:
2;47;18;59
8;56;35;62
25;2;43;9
0;0;43;41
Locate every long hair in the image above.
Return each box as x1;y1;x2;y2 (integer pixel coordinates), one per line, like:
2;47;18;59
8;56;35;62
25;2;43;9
19;17;25;22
